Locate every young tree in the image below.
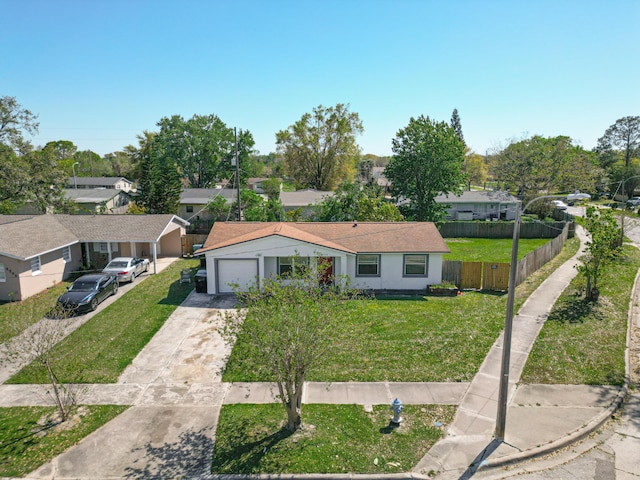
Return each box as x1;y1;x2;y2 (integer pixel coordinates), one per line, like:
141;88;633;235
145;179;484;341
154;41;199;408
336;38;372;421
385;115;466;222
315;181;403;222
464;151;489;189
4;305;81;421
577;207;622;301
276;104;364;190
224;262;356;431
234;189;284;221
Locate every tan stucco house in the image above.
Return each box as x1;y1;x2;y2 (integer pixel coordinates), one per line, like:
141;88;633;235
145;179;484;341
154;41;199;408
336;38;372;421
0;214;188;301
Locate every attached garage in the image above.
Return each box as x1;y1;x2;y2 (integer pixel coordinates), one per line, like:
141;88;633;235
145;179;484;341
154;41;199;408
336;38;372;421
216;259;259;293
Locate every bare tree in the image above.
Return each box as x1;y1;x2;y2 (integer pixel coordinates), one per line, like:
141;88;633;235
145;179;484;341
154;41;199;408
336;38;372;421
3;305;81;421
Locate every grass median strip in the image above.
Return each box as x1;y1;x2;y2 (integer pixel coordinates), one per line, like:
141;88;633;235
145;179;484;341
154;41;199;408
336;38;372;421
521;243;640;385
211;403;455;474
0;405;127;478
8;258;199;384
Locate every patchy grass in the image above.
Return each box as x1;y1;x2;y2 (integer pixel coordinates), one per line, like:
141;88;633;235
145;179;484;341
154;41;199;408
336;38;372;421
521;243;640;385
445;238;550;263
8;258;199;384
211;403;454;474
0;283;71;344
0;405;127;477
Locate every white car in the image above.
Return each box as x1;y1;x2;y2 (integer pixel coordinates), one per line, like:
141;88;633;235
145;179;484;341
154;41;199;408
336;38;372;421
566;191;591;202
102;257;149;282
552;200;568;210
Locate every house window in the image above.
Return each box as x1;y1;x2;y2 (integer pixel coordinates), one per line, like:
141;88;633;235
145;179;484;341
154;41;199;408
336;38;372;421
94;242;116;253
0;263;6;282
62;246;72;263
278;256;310;276
31;256;41;275
186;205;194;213
404;254;428;277
356;254;380;276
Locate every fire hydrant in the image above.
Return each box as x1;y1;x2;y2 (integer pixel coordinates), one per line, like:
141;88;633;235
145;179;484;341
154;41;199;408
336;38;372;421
390;398;403;424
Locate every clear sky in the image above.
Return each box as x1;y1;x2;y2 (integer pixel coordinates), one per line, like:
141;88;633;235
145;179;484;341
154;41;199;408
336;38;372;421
2;0;639;157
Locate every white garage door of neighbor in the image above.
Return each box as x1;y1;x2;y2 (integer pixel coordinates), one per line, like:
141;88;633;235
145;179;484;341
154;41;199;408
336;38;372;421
217;259;258;293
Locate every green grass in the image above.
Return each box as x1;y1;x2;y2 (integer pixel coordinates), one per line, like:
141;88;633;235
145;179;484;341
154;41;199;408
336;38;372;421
224;236;582;383
211;403;455;474
0;283;71;344
445;238;550;262
8;258;199;384
0;405;127;477
521;243;640;385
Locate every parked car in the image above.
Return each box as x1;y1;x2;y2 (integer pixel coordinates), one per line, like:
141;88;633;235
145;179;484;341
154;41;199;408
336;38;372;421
552;200;568;210
626;197;640;208
57;273;118;314
102;256;149;282
566;191;591;202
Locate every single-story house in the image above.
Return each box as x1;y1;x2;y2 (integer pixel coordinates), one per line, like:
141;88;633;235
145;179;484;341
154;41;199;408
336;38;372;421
0;214;189;301
178;188;239;222
247;177;282;193
65;188;131;214
197;221;449;294
435;191;520;221
68;176;135;192
279;189;334;216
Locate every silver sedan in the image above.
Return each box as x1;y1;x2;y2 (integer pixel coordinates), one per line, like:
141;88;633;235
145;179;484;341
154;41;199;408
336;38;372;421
102;256;150;283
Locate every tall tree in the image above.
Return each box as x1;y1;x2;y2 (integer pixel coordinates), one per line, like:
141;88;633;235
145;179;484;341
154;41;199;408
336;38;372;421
223;261;356;431
315;182;403;222
137;143;182;214
596;116;640;168
385;115;466;222
153;114;253;188
0;95;39;153
464;150;488;189
494;136;601;200
276;104;363;190
450;108;465;146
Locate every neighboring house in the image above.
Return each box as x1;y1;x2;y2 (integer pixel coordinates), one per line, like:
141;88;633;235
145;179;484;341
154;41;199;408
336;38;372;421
279;189;334;215
178;188;239;223
65;188;130;214
247;177;282;194
0;214;189;301
197;221;449;294
435;191;520;221
69;176;135;192
372;167;391;192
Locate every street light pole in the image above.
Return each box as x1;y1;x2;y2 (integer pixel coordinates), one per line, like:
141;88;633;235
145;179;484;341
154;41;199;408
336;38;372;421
495;194;567;441
72;162;79;189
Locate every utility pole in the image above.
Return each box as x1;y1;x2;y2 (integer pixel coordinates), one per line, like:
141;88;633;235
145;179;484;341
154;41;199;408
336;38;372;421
234;128;241;221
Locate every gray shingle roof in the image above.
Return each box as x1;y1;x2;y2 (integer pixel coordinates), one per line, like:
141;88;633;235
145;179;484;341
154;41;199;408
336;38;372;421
435;191;519;203
180;188;238;204
279;190;334;207
65;188;125;203
0;214;189;260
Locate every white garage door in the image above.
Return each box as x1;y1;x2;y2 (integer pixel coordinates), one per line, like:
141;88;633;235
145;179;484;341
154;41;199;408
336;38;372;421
217;259;258;293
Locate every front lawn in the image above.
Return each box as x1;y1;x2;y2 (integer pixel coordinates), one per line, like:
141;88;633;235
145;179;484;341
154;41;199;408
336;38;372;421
8;258;199;384
0;405;127;477
211;403;454;475
521;243;640;385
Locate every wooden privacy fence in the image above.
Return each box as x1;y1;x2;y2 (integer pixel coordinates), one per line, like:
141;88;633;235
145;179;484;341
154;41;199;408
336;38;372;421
442;222;573;291
181;234;208;256
439;221;570;239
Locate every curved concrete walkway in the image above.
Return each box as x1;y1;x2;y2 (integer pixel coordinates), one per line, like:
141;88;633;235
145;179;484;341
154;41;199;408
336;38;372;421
1;226;636;478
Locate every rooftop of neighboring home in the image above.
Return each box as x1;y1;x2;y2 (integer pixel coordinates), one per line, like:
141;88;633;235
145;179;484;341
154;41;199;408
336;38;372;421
435;190;520;203
200;221;449;255
279;189;334;208
180;188;239;205
65;188;128;203
0;214;189;260
68;176;134;189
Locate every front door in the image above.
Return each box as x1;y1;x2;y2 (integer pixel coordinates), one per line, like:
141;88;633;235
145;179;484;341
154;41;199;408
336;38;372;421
318;257;334;286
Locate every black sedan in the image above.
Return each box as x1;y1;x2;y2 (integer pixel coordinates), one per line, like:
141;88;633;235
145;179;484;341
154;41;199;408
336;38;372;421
57;273;118;314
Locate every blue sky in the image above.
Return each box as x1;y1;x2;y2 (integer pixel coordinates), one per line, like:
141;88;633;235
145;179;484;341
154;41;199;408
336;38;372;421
2;0;639;157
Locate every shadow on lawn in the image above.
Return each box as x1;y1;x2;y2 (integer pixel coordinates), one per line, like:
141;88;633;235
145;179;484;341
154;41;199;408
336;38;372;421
211;426;293;473
546;293;596;324
157;278;194;306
